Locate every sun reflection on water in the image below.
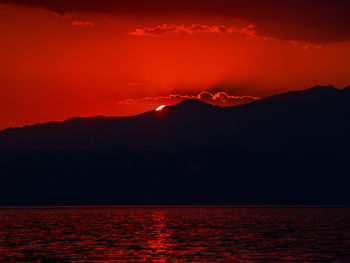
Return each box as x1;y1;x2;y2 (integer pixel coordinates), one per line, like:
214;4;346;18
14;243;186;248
145;210;173;262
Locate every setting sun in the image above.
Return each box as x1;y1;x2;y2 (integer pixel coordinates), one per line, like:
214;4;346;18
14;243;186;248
1;1;350;261
156;105;166;111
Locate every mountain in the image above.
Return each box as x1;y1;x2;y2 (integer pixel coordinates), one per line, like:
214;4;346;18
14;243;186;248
1;85;350;205
1;85;349;153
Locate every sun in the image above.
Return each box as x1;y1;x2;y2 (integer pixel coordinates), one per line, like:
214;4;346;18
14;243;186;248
156;105;166;111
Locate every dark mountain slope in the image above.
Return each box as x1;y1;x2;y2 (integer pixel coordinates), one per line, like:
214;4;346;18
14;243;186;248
1;85;350;153
1;85;350;205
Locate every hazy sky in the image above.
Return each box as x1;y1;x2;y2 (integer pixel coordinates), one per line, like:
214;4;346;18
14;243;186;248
1;0;350;129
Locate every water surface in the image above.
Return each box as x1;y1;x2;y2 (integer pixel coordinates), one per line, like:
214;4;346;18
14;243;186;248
1;207;350;262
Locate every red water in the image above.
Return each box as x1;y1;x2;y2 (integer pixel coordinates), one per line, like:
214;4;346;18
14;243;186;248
1;207;350;262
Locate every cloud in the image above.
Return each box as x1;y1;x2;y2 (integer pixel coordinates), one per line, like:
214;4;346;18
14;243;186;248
129;24;325;50
128;24;270;40
119;91;260;107
1;0;350;44
288;41;322;50
50;10;94;27
72;20;94;27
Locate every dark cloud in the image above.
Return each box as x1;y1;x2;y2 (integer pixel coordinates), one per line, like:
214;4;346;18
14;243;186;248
1;0;350;44
119;91;259;107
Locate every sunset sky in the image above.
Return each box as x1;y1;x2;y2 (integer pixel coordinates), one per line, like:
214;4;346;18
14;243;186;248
1;0;350;129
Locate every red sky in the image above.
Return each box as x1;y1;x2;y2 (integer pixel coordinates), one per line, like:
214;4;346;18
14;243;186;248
1;0;350;129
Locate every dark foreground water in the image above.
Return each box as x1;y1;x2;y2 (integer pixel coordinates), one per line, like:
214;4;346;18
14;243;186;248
1;207;350;262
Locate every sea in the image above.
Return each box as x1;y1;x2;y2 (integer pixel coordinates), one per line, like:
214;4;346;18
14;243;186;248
1;207;350;262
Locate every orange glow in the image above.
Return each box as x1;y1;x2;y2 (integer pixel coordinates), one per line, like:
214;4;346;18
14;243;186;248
156;105;166;111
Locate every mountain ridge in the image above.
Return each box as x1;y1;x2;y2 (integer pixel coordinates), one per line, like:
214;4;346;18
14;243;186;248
1;85;350;152
1;85;350;205
1;85;348;133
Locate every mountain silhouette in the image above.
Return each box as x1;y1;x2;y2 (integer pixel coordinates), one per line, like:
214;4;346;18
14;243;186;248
1;85;350;205
1;85;349;153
